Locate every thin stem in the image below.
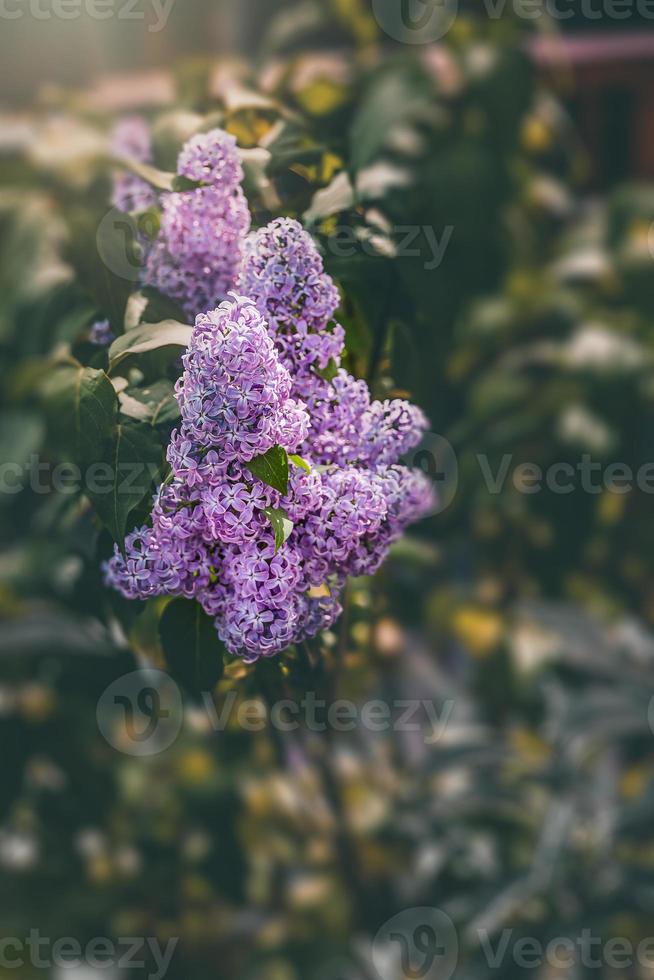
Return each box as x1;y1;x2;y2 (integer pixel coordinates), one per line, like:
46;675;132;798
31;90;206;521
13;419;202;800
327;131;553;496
297;626;370;928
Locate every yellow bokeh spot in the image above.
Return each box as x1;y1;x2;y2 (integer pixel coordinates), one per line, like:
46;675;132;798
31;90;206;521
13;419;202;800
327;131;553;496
451;607;504;657
332;0;378;44
295;79;349;116
225;111;274;148
522;117;552;153
179;749;214;784
598;490;626;526
621;766;649;800
509;727;551;764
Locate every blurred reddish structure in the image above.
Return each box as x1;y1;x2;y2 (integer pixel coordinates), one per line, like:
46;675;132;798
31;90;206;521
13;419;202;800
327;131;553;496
532;30;654;186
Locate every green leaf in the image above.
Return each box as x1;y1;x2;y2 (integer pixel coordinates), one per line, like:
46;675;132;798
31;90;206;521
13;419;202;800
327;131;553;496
113;157;176;192
108;319;192;371
244;444;289;495
151;110;205;171
349;63;431;173
53;304;98;346
289;454;311;474
0;410;44;477
39;366;159;548
88;422;163;548
304;171;355;224
159;598;225;697
125;380;180;427
113;158;209;195
133;207;161;241
71;205;134;333
315;357;339;382
117;390;152;421
124;287;187;330
171;174;204;192
222;82;277;113
41;363;118;468
264;506;294;552
238;147;279;210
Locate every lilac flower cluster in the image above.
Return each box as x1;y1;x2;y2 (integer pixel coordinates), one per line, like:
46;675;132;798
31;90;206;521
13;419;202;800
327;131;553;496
172;294;307;468
110;116;157;215
144;130;251;319
89;319;114;347
105;213;434;662
239;219;429;469
238;217;344;377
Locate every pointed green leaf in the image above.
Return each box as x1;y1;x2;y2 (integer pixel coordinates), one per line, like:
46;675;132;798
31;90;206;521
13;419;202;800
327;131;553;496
113;157;176;192
41;363;118;468
289;454;311;474
124;287;187;330
151;109;205;170
264;506;294;552
244;444;289;495
133;206;161;241
117;390;152;421
159;598;225;697
91;208;141;331
88;422;163;548
125;380;180;427
304;171;355;224
171;174;205;192
108;319;192;371
315;357;339;382
113;158;209;195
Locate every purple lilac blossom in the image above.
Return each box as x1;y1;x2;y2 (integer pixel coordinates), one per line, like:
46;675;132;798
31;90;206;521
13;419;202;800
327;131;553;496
145;129;251;320
238;217;344;376
171;293;308;469
238;219;429;467
89;319;114;347
104;217;435;662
